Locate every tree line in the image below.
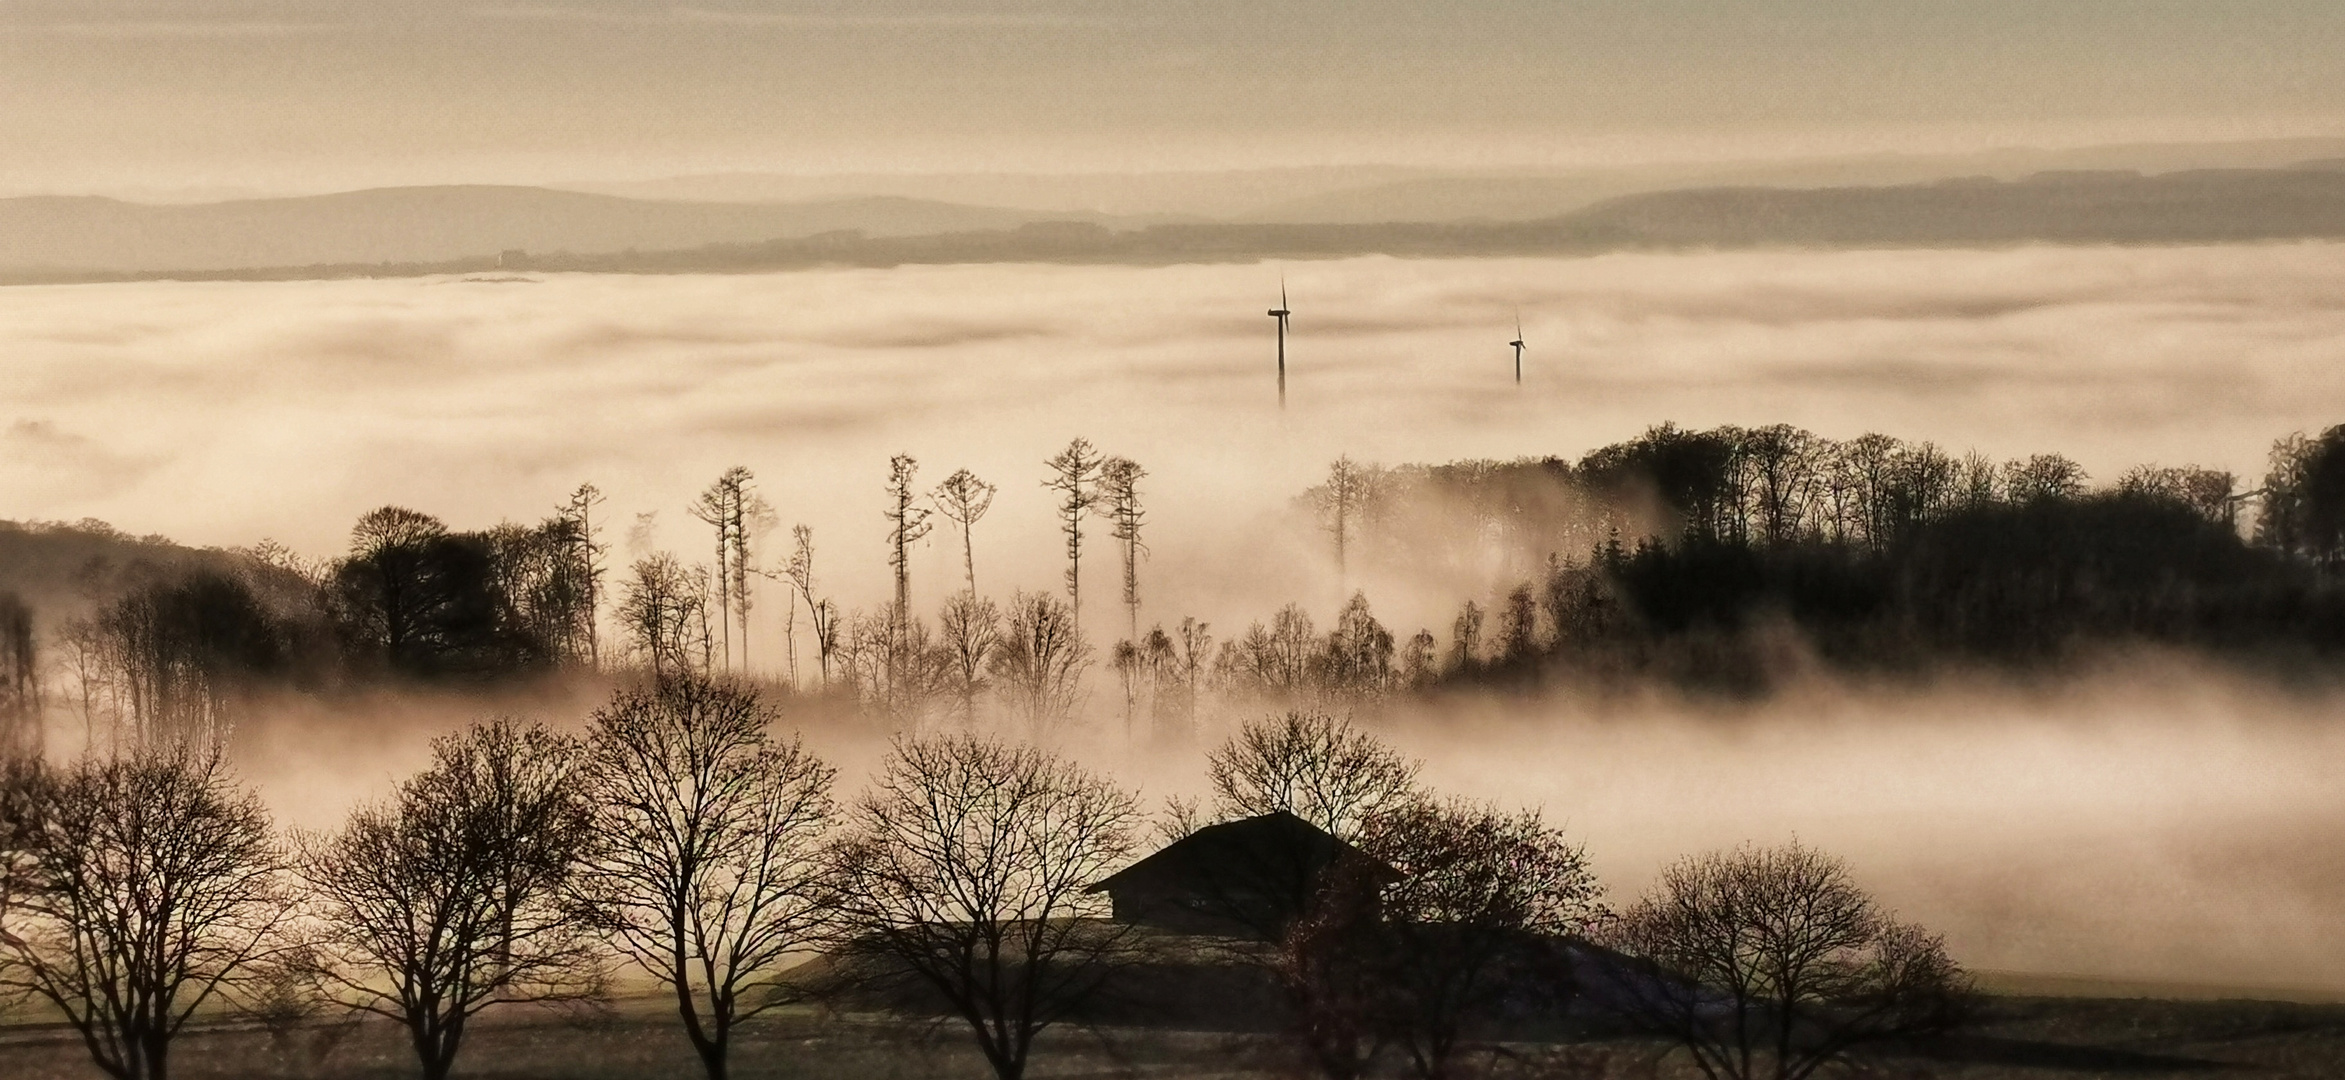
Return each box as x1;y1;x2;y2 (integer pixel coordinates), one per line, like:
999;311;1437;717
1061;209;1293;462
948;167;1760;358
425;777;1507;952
0;696;1963;1080
10;420;2345;757
1301;422;2345;694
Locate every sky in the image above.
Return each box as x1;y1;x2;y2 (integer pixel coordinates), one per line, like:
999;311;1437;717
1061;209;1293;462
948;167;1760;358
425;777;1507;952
5;1;2345;193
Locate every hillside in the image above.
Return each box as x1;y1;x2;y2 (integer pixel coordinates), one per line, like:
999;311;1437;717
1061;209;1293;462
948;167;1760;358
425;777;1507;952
11;165;2345;282
1571;165;2345;247
0;187;1130;274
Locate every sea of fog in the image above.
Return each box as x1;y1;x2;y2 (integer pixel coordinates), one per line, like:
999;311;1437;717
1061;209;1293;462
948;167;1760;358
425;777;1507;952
11;244;2345;994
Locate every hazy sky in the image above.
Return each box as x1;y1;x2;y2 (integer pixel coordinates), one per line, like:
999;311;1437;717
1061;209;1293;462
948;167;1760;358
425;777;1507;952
6;1;2345;192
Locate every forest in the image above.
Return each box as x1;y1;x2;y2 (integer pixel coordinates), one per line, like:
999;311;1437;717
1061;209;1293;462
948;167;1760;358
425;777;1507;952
6;419;2345;757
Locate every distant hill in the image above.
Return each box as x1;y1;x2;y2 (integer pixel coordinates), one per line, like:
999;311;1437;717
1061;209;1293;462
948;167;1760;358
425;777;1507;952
1567;166;2345;247
558;166;1431;219
11;165;2345;283
0;186;1135;274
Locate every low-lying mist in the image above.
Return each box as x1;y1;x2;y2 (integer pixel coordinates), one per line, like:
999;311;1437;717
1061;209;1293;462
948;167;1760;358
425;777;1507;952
214;657;2345;999
10;244;2345;999
1386;663;2345;997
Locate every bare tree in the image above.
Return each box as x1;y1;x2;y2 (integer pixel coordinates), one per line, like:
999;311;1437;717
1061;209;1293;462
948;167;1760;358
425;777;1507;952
782;525;837;687
91;571;286;745
1322;593;1394;699
0;743;290;1080
619;553;708;680
1597;842;1970;1080
1141;625;1178;741
932;468;998;596
1043;438;1103;627
557;483;609;668
2003;454;2089;504
838;606;948;729
1273;869;1388;1080
1169;617;1213;740
1357;799;1605;1080
1736;424;1826;546
1095;456;1148;641
0;592;35;758
582;679;836;1080
1495;584;1538;667
830;737;1141;1080
56;616;119;750
1206;710;1419;840
937;591;1000;729
1317;456;1381;582
1448;601;1484;674
2119;464;2241;526
884;454;934;623
1110;639;1143;741
989;591;1092;739
690;468;769;672
297;719;601;1080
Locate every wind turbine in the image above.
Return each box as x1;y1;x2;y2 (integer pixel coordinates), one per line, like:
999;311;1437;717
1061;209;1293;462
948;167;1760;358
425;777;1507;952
1269;280;1292;408
1510;310;1526;385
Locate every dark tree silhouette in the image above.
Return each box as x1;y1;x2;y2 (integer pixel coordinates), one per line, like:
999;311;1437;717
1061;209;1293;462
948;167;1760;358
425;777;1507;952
2260;426;2345;566
297;719;601;1080
1168;617;1213;741
1448;600;1484;674
1141;624;1178;740
989;591;1090;738
1494;584;1538;668
2117;465;2239;527
0;592;36;758
883;455;933;622
1096;455;1148;641
937;591;1000;728
1597;842;1969;1080
830;737;1140;1080
1322;593;1394;699
2002;454;2089;504
332;507;538;679
1398;629;1437;688
481;518;597;668
1316;457;1379;583
0;743;290;1080
782;525;837;686
95;570;291;743
1207;710;1418;841
557;483;609;668
1043;438;1103;628
1109;638;1143;740
582;679;836;1080
932;468;998;596
1356;799;1604;1080
690;467;769;672
618;553;708;680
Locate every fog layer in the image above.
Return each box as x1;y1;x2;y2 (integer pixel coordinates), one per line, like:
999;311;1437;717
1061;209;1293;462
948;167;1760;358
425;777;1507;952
12;246;2345;994
5;245;2344;636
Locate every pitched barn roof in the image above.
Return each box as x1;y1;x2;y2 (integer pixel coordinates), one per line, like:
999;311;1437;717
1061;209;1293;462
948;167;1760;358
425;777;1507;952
1087;810;1396;895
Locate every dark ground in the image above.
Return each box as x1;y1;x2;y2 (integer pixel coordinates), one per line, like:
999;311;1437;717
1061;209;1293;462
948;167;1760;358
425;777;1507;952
11;995;2345;1079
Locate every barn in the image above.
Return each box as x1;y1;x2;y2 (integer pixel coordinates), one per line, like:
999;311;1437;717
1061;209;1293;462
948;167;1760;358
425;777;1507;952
1084;810;1398;937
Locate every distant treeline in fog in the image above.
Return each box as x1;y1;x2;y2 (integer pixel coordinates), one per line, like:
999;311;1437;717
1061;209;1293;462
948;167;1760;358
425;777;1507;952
10;165;2345;283
7;421;2345;754
1316;422;2345;693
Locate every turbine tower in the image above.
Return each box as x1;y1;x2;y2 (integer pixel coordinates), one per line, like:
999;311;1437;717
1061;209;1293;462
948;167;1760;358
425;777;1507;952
1269;280;1292;408
1510;310;1526;385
